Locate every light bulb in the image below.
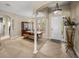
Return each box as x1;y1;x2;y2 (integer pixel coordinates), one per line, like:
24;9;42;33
54;10;62;15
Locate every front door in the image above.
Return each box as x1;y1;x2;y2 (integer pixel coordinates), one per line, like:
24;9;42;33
50;15;64;41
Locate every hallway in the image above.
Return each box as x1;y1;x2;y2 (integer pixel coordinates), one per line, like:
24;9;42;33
0;37;77;58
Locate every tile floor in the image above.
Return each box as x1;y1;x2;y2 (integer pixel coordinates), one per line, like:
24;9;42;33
0;37;77;58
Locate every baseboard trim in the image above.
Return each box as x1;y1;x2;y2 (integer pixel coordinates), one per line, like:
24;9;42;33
50;39;66;43
10;36;19;40
1;36;10;40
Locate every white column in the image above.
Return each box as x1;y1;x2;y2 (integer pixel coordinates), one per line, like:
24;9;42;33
33;11;38;54
46;13;49;40
10;18;14;40
10;18;13;39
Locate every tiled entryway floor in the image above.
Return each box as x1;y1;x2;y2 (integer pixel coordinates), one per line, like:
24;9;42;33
0;37;77;58
36;40;77;58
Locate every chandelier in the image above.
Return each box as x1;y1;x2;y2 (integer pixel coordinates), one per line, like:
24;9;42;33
53;3;62;15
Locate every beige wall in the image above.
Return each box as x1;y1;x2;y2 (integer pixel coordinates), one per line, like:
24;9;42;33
70;2;79;57
0;10;33;38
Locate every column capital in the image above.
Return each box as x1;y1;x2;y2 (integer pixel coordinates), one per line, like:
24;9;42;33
33;10;39;16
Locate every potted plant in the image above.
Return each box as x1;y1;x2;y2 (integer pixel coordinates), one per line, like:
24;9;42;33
63;17;77;51
63;17;77;30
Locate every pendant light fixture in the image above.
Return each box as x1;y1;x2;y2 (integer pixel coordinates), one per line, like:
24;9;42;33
53;3;62;15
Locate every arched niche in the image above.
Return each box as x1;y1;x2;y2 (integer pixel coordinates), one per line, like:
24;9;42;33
0;15;12;40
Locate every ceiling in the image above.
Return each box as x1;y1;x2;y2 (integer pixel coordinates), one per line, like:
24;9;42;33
0;1;70;18
48;1;70;8
0;1;40;18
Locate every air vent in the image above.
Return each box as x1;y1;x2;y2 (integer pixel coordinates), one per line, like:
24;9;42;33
5;3;11;6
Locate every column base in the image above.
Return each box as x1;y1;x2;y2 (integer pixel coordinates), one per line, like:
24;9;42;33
33;49;38;54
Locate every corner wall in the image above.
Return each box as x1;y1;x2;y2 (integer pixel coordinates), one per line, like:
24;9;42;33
70;2;79;57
